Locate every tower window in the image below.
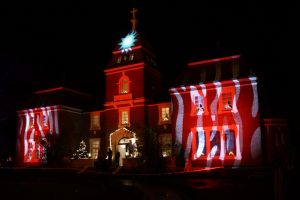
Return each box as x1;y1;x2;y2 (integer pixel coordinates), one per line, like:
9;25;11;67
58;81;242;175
129;54;134;61
119;75;130;94
116;56;122;63
121;110;129;125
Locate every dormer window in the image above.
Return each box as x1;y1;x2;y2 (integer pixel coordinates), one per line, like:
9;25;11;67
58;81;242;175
119;75;130;94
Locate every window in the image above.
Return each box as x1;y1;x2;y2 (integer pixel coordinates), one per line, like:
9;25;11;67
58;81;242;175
159;134;172;157
210;131;220;156
42;114;48;128
116;56;122;63
215;63;221;80
232;59;239;78
192;94;204;115
89;138;100;159
222;93;232;111
129;53;134;61
30;116;34;128
119;108;130;127
196;130;206;156
161;107;170;122
90;113;100;130
119;76;130;94
224;129;236;156
121;110;129;125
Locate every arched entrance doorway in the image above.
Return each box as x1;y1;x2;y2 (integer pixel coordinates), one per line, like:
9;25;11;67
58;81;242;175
109;127;138;167
117;138;129;166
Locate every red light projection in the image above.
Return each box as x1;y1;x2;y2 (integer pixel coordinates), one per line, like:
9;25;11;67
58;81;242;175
170;77;261;167
17;106;60;165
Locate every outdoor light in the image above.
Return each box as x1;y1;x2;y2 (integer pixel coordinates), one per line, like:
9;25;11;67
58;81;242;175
131;138;136;144
119;31;137;52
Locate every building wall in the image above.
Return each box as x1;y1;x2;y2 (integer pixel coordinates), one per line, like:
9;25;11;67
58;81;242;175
59;108;84;160
170;77;262;167
16;106;61;166
16;106;85;166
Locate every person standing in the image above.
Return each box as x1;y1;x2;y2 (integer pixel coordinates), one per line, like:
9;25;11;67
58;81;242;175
115;151;120;167
107;148;112;167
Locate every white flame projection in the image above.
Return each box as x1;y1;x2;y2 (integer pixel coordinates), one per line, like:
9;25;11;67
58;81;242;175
18;106;60;163
170;77;261;167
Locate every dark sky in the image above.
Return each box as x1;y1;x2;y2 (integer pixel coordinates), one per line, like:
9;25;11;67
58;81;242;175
0;1;296;153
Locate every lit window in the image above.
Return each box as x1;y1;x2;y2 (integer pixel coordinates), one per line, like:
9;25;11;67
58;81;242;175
129;54;134;61
224;129;236;156
30;116;34;128
89;138;100;159
90;113;100;130
119;76;130;94
116;56;122;63
210;131;220;156
42;114;48;128
161;107;170;122
222;93;232;111
159;134;172;157
121;111;129;125
193;95;204;115
196;130;206;156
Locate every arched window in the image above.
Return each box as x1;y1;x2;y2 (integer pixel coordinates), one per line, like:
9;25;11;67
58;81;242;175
119;75;130;94
224;129;236;156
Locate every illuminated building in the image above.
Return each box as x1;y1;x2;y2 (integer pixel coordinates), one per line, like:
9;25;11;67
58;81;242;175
170;56;262;167
16;8;287;170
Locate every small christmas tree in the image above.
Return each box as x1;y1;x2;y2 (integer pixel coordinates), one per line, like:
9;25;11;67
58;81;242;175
73;140;88;159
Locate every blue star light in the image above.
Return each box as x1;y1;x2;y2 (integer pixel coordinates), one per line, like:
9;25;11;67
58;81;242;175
119;32;137;53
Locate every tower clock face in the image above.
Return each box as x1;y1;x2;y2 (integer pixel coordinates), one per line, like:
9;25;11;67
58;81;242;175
119;31;137;52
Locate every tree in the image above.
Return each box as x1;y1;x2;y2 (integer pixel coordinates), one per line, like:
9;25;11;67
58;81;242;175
73;140;88;159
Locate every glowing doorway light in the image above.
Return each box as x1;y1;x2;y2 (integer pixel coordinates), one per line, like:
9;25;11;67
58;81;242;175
119;31;137;53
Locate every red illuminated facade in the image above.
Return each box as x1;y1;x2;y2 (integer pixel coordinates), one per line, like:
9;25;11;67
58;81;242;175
170;56;262;167
16;9;287;170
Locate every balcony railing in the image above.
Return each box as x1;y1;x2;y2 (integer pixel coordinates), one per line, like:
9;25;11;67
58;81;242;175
114;93;132;101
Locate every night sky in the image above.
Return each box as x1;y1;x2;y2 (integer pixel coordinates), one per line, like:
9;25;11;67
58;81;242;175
0;1;296;155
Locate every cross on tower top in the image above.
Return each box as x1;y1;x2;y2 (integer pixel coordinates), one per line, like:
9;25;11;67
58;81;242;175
130;8;138;31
